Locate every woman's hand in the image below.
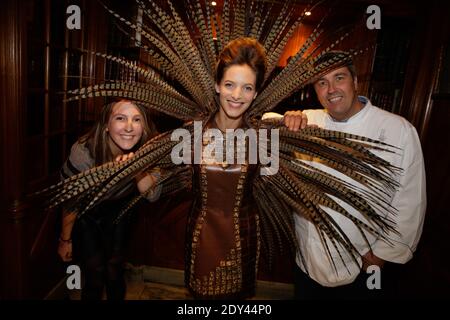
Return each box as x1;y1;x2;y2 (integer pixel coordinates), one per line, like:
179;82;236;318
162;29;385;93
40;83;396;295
135;172;158;194
115;152;159;194
115;152;135;162
58;238;73;262
59;211;76;262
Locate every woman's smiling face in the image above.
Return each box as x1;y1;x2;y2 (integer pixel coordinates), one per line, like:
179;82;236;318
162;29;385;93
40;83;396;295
215;64;257;123
107;101;144;153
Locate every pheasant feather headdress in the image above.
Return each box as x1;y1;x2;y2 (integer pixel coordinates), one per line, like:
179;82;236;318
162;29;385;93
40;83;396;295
40;0;401;269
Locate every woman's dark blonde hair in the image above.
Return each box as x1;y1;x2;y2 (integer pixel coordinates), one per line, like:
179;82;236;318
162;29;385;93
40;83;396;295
80;100;156;165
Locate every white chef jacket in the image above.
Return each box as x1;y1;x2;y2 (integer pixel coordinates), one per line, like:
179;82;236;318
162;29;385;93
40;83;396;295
263;96;426;286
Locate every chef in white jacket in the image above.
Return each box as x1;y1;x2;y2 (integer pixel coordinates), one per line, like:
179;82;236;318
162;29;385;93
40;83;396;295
264;51;426;299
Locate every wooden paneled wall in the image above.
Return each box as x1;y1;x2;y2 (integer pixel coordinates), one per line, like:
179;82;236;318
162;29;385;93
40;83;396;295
0;0;109;299
393;0;450;297
0;0;28;299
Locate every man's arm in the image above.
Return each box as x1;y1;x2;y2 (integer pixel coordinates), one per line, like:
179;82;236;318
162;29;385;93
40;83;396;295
371;126;427;264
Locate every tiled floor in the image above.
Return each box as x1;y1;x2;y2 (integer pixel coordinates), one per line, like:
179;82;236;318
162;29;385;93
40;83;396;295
126;281;193;300
65;265;294;300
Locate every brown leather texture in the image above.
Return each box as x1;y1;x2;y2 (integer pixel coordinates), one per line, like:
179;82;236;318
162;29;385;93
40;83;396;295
185;119;260;299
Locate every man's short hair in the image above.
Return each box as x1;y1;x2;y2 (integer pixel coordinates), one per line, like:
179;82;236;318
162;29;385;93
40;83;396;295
312;50;357;80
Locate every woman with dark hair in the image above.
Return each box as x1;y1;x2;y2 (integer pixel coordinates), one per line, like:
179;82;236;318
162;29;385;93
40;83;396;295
58;99;161;300
185;37;267;299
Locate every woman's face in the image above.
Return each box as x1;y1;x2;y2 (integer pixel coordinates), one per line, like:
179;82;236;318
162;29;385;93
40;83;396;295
107;101;144;153
215;64;257;123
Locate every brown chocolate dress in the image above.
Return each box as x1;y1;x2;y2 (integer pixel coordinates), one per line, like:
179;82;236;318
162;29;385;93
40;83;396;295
185;119;260;299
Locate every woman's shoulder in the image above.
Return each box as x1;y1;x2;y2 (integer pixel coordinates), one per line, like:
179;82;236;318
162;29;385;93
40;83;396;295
63;140;95;176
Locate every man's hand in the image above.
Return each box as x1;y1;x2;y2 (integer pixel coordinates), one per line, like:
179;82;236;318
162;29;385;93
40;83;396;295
283;110;308;131
58;239;73;262
362;251;385;271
